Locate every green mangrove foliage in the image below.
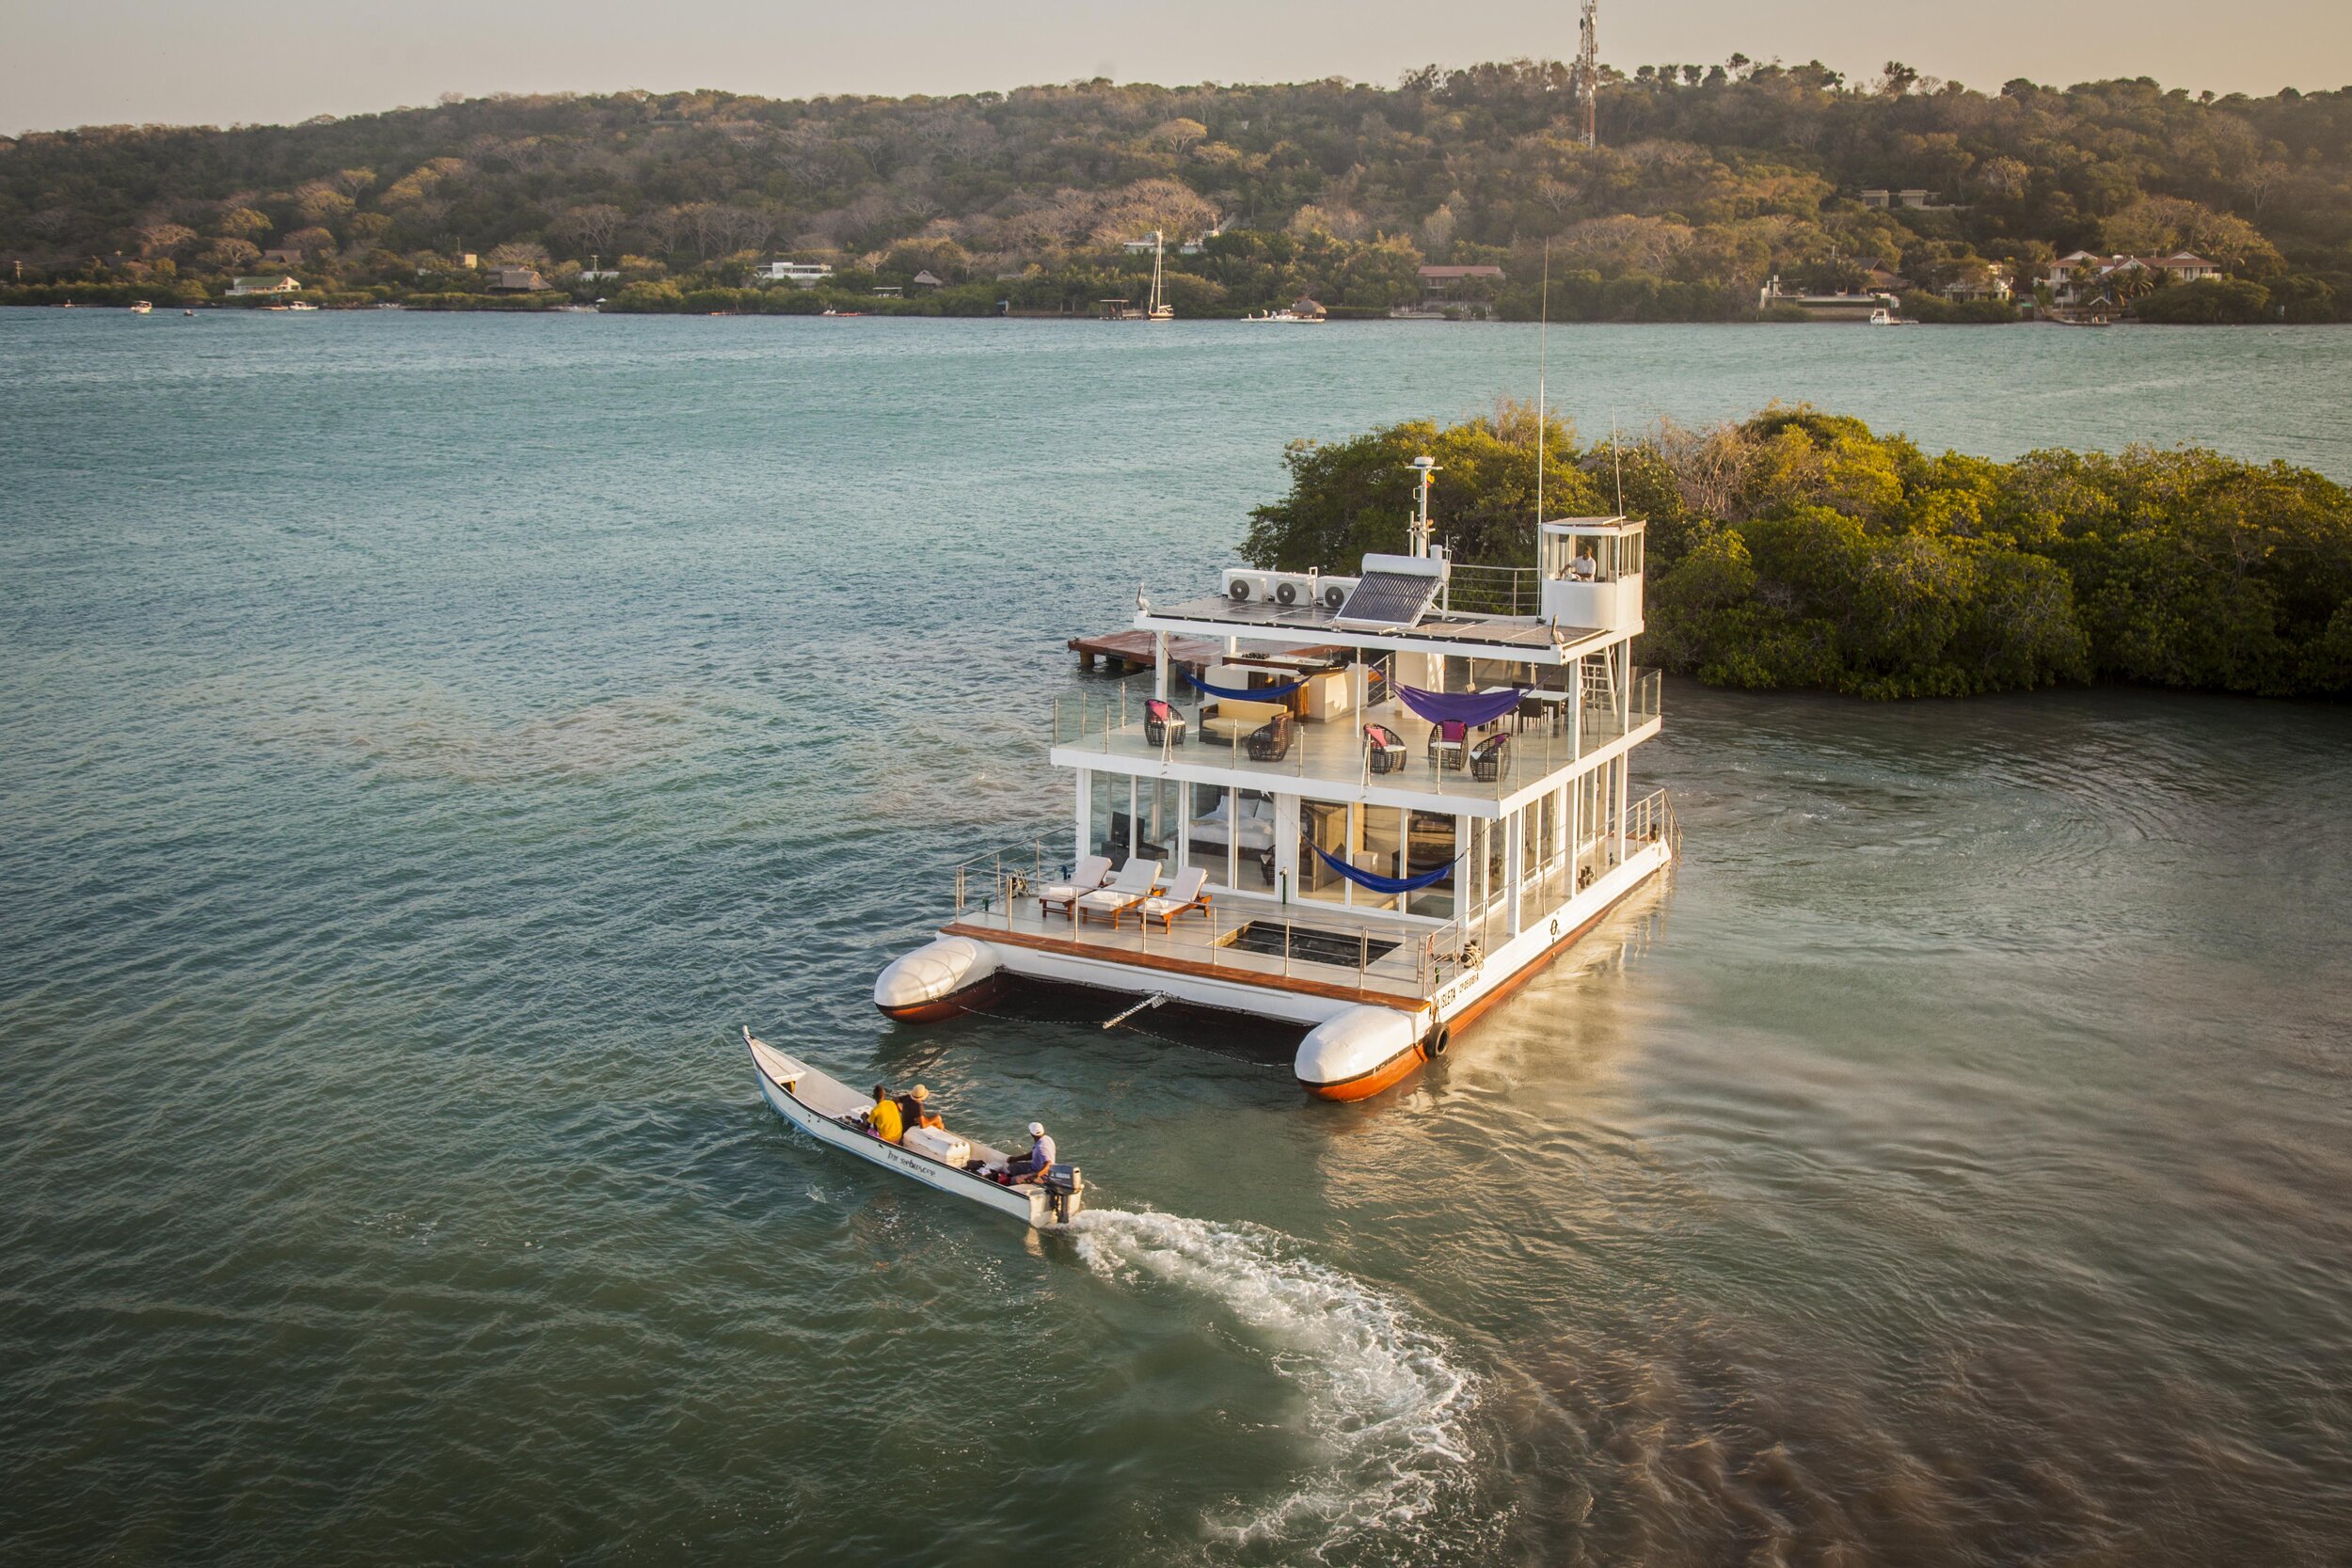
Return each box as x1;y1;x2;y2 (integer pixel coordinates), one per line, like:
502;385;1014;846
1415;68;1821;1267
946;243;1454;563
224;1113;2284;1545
1242;408;2352;698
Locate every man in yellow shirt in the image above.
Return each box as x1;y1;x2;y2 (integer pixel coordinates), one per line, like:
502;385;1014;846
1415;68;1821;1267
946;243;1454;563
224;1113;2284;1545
864;1083;904;1144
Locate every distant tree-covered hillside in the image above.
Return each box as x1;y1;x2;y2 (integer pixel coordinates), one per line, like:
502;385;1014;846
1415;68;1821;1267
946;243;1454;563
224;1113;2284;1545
4;60;2348;318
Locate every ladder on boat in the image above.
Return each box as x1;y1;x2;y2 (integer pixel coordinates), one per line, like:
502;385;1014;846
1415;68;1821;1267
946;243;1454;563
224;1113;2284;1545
1580;651;1620;721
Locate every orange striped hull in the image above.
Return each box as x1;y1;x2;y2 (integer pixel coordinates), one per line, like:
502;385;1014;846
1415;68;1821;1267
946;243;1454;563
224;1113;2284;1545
876;975;1003;1023
1300;1041;1430;1101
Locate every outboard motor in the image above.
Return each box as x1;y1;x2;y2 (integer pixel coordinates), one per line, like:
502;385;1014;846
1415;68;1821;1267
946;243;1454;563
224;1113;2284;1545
1044;1164;1084;1225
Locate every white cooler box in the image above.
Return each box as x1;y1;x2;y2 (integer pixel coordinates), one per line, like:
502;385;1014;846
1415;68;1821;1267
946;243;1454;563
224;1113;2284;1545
902;1127;971;1165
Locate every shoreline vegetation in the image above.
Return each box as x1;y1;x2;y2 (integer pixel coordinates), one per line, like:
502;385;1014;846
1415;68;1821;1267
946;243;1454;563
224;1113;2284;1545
4;61;2348;323
1244;406;2352;700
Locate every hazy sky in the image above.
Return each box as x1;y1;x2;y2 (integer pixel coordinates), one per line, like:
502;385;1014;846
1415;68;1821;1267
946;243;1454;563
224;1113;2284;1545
5;0;2347;135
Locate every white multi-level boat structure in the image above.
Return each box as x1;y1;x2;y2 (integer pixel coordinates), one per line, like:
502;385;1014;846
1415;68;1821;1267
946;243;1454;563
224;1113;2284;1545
877;467;1677;1101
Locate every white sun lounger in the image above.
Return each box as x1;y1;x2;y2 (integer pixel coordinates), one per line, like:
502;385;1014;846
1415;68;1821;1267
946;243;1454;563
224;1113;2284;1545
1076;857;1164;927
1135;865;1212;930
1038;854;1113;915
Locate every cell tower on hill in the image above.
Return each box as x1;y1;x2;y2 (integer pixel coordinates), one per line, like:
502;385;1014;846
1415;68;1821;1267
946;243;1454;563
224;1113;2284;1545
1576;0;1600;148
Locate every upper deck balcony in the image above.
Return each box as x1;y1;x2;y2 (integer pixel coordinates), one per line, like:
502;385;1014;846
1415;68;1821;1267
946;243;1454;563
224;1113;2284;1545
1048;671;1662;814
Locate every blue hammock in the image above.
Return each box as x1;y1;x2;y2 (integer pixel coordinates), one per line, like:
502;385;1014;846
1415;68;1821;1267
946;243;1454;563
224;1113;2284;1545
1183;669;1304;702
1310;843;1458;895
1396;683;1525;727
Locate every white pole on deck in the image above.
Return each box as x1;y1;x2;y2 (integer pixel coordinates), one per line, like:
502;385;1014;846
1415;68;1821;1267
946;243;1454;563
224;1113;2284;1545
1535;239;1549;533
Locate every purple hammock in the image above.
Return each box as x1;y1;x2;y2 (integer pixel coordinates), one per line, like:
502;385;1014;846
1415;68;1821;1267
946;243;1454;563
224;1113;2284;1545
1310;843;1458;895
1184;669;1304;702
1396;683;1526;727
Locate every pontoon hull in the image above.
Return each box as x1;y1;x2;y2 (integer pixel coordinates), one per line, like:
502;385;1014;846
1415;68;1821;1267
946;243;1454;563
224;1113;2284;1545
873;935;1003;1022
876;984;1002;1023
1307;1046;1431;1101
1295;1006;1432;1100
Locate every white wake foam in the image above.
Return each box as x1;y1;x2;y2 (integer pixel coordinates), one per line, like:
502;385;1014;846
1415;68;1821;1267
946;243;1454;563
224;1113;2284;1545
1070;1208;1478;1556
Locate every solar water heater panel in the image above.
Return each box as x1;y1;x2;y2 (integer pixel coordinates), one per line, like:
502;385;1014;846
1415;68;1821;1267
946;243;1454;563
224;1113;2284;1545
1333;570;1442;628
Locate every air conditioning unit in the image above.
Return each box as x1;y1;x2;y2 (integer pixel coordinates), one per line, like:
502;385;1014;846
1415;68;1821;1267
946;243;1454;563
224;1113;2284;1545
1263;572;1326;609
1221;569;1277;603
1315;575;1359;610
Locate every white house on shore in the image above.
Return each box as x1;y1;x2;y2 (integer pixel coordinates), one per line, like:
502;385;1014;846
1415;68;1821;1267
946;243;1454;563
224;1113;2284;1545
2043;250;2222;303
751;261;834;287
1940;262;2013;302
227;276;301;295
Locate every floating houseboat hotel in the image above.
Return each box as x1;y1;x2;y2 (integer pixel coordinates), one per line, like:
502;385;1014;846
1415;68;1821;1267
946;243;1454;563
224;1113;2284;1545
876;474;1677;1101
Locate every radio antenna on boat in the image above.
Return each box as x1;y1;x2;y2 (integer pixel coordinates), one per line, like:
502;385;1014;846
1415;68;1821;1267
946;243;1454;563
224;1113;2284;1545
1611;406;1624;515
1535;239;1550;531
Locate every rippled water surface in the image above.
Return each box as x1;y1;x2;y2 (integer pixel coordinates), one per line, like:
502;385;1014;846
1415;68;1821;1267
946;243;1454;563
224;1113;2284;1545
4;312;2349;1565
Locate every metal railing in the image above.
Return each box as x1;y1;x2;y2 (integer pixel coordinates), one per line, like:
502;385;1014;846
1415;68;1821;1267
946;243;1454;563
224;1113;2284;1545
935;794;1676;1007
1626;787;1680;860
950;851;1469;1001
1050;668;1666;802
1438;564;1542;617
947;838;1060;919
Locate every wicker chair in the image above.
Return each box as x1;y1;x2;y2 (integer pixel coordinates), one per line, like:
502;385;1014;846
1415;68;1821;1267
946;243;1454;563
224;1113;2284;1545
1427;720;1468;770
1364;723;1406;775
1144;697;1186;747
1470;732;1509;783
1246;712;1295;762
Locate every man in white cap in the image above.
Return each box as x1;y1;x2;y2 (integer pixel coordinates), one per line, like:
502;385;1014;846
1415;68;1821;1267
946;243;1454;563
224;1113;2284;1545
1000;1121;1057;1185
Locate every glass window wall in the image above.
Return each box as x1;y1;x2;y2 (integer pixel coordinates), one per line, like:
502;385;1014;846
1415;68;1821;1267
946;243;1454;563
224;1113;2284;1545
1186;783;1231;888
1235;788;1275;892
1299;799;1351;905
1407;811;1459;918
1089;773;1132;864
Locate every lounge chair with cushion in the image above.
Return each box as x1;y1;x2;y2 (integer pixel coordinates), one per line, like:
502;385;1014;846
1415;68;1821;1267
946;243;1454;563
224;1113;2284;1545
1200;697;1289;742
1427;721;1468;770
1470;733;1509;783
1076;857;1163;927
1364;723;1406;775
1134;865;1212;931
1038;854;1113;916
1246;712;1295;763
1145;698;1186;747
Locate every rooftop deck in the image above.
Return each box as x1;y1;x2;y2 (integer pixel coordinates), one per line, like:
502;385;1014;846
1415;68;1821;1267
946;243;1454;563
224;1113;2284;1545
1049;673;1663;808
1139;594;1607;658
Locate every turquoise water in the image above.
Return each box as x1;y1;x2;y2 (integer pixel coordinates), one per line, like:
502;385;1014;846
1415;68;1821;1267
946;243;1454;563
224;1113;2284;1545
3;311;2349;1565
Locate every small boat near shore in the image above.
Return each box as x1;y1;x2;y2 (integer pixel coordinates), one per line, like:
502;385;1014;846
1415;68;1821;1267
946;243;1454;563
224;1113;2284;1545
129;300;152;315
744;1029;1085;1228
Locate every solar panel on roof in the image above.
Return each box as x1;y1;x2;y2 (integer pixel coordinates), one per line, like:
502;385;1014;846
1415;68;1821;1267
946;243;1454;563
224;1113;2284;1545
1333;569;1442;629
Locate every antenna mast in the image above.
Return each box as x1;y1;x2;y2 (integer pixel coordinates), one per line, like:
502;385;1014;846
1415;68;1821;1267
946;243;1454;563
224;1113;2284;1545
1611;407;1624;515
1536;240;1550;531
1576;0;1600;149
